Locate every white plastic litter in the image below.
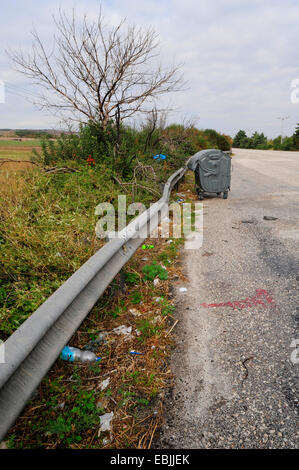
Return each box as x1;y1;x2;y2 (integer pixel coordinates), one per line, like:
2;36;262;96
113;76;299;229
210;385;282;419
55;402;65;410
179;287;188;292
113;325;132;335
98;331;108;342
129;308;141;316
153;279;160;287
99;412;114;433
99;378;110;391
167;240;174;244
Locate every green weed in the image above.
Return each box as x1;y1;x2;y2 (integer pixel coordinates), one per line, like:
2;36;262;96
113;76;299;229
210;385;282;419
142;261;168;281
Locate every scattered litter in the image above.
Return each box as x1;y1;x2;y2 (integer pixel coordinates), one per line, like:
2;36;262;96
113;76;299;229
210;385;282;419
154;297;162;302
263;216;278;221
141;257;149;261
99;412;114;433
102;437;111;446
153;153;166;160
177;198;184;202
142;244;154;250
151;315;162;325
83;337;106;352
60;346;101;363
153;278;160;287
151;345;156;350
167;239;174;244
130;351;142;355
99;378;110;391
129;308;141;316
113;325;132;335
54;402;65;410
179;287;188;293
97;331;108;342
135;329;141;336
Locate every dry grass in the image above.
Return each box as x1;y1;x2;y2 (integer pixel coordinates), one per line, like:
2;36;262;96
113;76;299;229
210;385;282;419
0;160;39;170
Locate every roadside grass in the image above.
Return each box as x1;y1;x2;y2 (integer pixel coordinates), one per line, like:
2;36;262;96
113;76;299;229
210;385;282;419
0;165;183;338
0;166;117;338
2;165;196;448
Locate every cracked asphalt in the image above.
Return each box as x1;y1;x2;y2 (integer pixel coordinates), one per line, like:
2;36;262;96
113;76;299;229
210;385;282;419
158;148;299;449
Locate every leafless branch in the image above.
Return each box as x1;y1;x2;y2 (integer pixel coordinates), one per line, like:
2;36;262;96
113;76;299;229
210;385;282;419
7;7;185;129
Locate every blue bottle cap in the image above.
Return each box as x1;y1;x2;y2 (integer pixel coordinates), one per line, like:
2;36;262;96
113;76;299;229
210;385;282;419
60;346;75;362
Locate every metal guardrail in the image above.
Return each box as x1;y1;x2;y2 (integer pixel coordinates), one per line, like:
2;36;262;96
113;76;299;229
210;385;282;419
0;166;186;441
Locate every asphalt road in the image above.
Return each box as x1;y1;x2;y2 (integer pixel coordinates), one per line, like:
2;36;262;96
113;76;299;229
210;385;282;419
158;148;299;449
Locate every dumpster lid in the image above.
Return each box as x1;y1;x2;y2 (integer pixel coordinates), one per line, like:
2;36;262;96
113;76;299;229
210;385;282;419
187;149;225;171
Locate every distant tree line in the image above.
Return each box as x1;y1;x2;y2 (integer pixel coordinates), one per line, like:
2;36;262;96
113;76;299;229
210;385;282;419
233;123;299;151
15;129;55;139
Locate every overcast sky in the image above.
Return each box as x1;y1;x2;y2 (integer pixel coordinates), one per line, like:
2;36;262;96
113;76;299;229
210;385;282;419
1;0;299;137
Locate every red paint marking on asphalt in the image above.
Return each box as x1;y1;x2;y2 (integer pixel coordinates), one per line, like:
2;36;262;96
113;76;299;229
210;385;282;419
200;289;276;310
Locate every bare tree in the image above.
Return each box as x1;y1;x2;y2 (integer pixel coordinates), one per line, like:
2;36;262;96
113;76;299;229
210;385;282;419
143;107;158;152
8;8;184;129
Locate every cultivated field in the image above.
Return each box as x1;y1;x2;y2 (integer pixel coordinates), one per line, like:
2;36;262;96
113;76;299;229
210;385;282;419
0;139;41;161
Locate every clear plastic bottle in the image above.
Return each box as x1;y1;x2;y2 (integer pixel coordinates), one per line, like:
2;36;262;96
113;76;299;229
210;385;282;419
61;346;101;363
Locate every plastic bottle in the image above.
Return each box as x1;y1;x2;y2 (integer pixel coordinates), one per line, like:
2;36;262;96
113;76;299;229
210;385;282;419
60;346;101;363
